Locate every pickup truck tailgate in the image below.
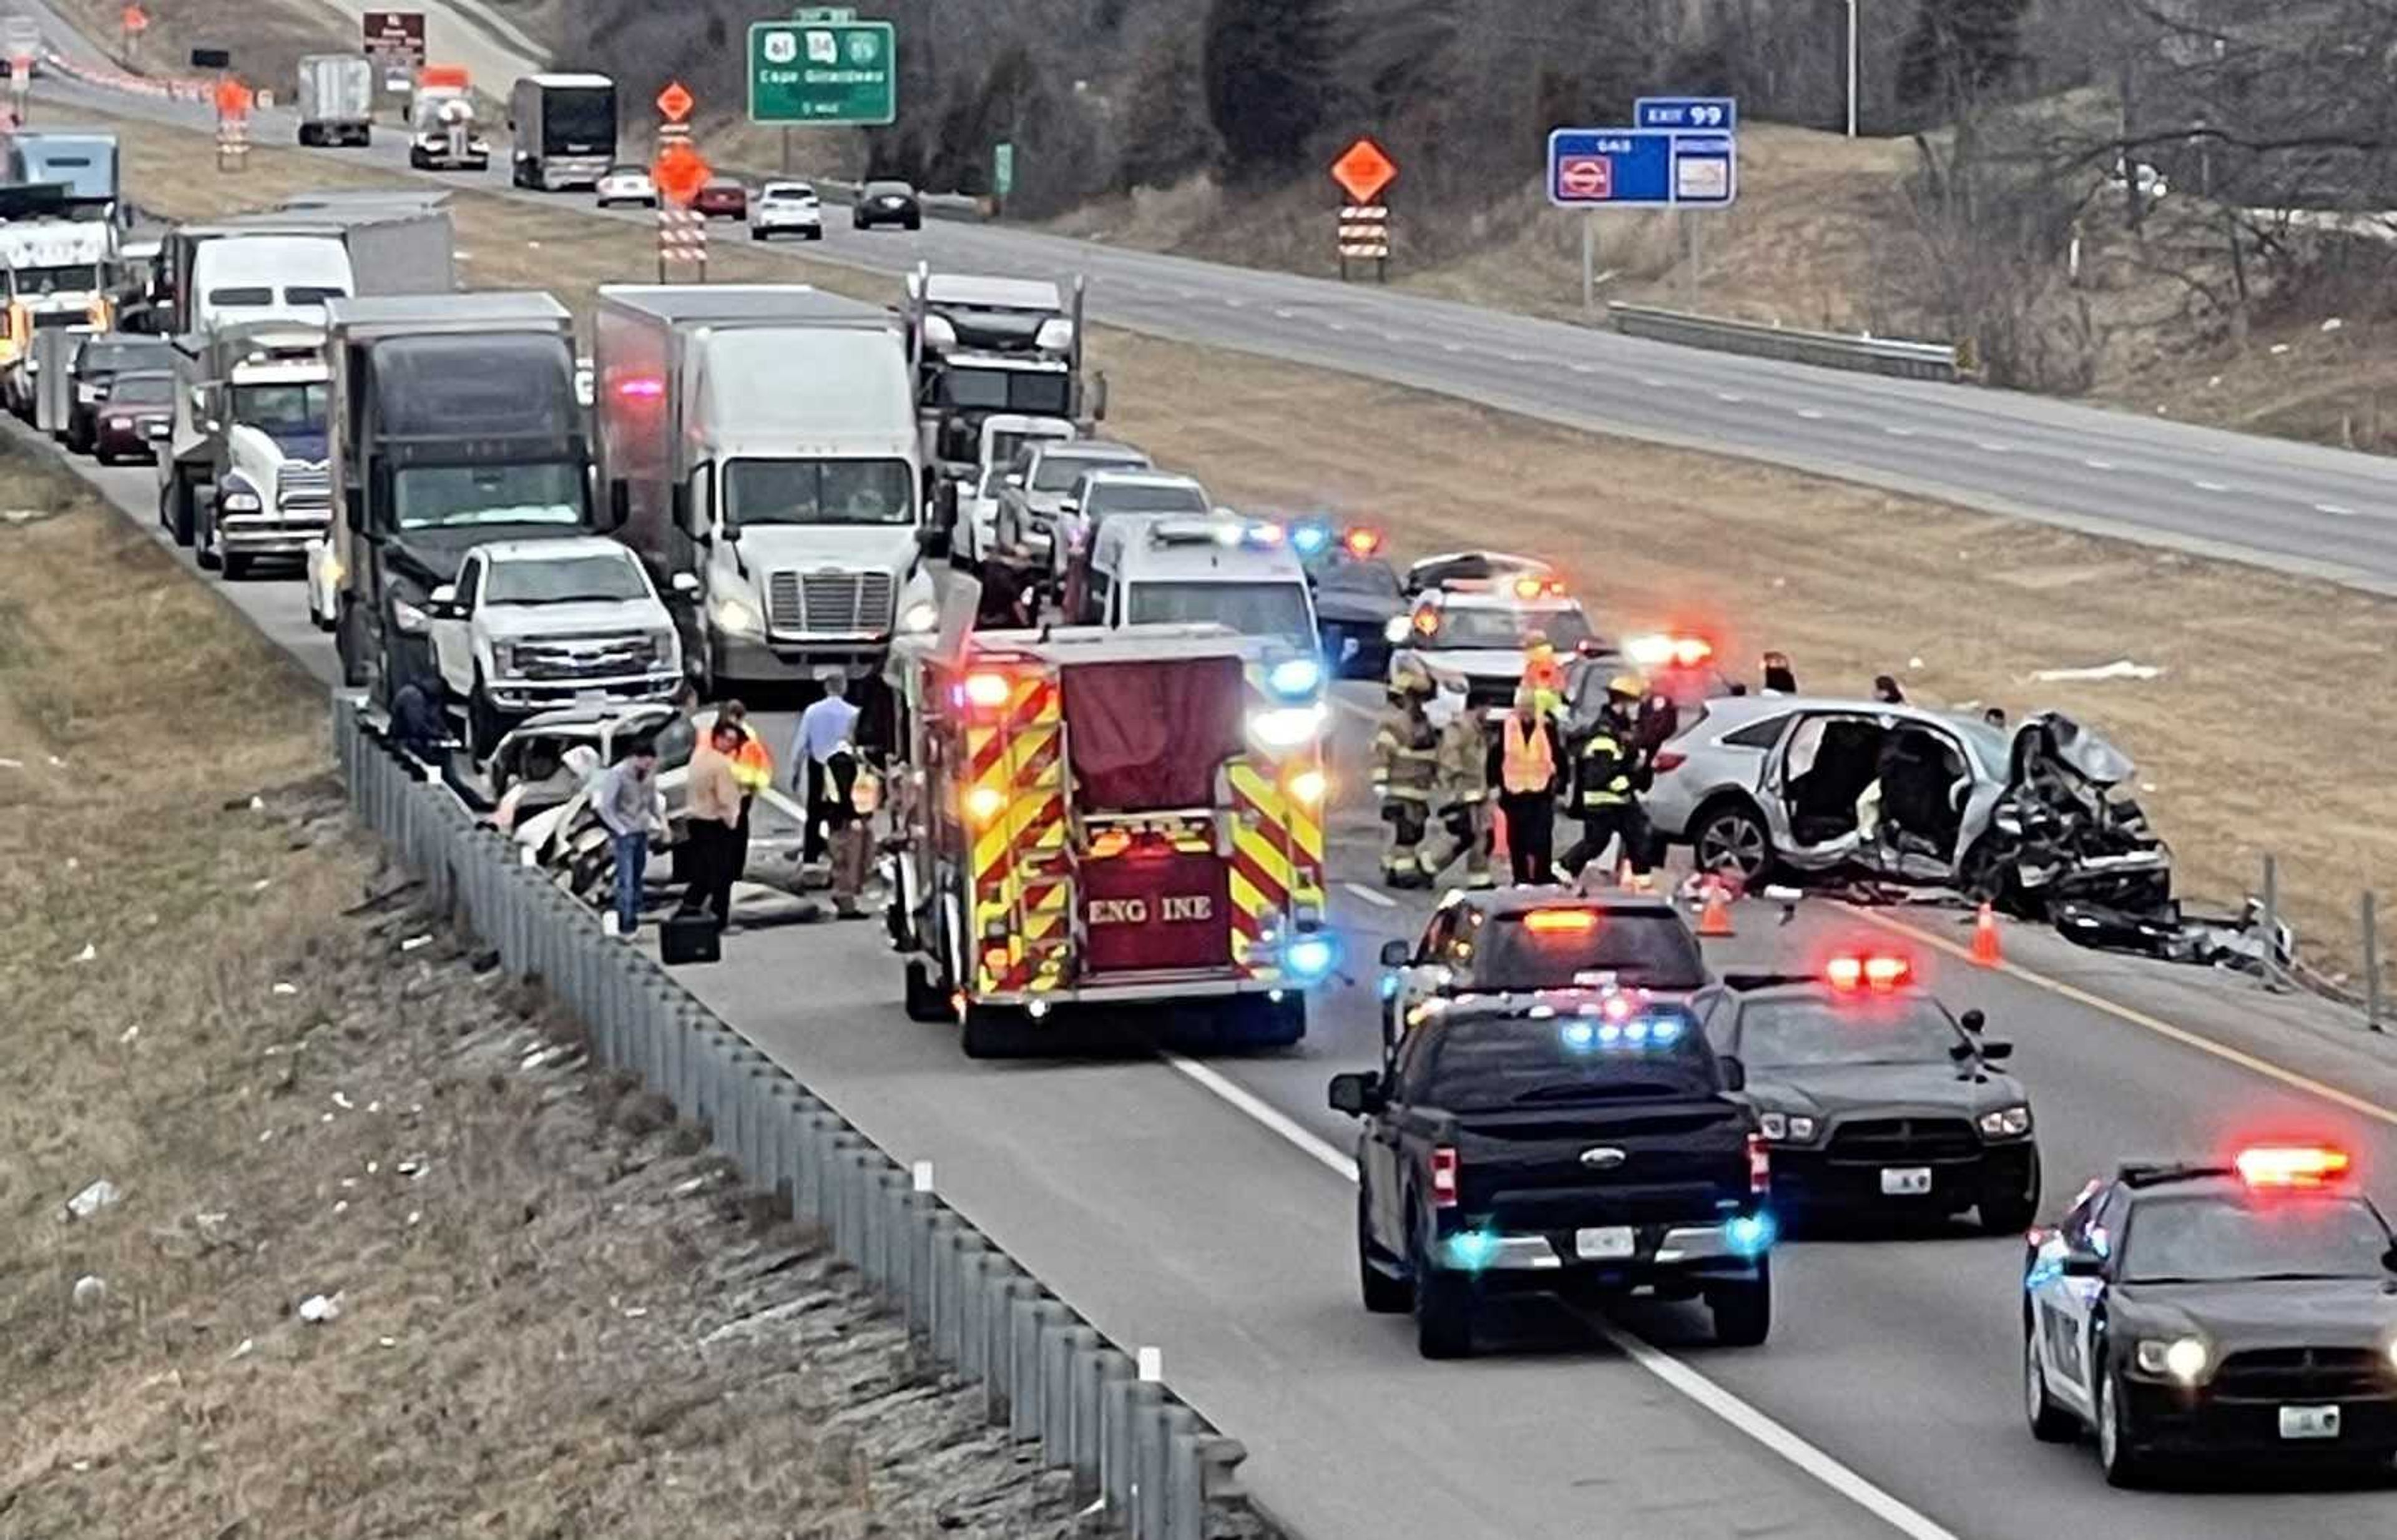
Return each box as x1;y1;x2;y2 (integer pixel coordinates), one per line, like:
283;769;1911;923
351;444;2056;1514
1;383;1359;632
1454;1101;1753;1229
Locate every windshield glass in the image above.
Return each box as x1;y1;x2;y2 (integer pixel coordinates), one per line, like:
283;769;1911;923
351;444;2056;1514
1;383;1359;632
943;369;1072;415
865;181;912;197
486;552;649;605
1089;481;1209;516
725;458;913;527
231;381;328;436
1428;606;1592;651
1321;561;1403;599
1735;996;1961;1069
1413;1014;1719;1112
106;375;170;405
12;263;102;295
393;463;584;531
1468;910;1708;990
207;285;272;307
285;284;347;307
545;87;615;147
1126;580;1313;650
80;342;165;376
763;183;815;202
989;429;1065;466
1034;451;1139;493
2122;1195;2392;1283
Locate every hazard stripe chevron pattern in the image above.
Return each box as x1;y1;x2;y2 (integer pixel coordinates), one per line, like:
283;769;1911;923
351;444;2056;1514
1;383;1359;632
1227;759;1327;979
965;672;1067;994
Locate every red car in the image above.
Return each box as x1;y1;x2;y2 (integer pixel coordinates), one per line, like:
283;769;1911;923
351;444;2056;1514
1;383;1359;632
92;371;174;464
692;177;748;220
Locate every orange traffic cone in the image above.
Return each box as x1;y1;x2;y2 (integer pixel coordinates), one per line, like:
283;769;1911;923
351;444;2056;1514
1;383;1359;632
1696;878;1736;938
1490;804;1510;867
1971;901;2002;966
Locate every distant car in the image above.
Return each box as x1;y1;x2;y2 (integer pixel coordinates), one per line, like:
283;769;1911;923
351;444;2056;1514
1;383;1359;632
1385;574;1597;717
66;333;172;454
1378;886;1711;1045
1055;468;1210;585
750;179;823;241
1312;557;1405;679
692;177;747;220
596;164;657;208
90;370;174;464
853;179;921;231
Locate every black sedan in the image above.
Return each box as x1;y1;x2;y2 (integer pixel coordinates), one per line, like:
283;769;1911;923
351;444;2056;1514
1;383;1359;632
1313;557;1405;679
2023;1147;2397;1484
853;179;921;230
1702;954;2039;1231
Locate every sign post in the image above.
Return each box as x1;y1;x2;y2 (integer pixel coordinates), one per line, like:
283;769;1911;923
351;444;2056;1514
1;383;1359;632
748;14;896;126
1329;137;1396;282
213;75;253;174
120;4;148;63
652;81;710;282
6;17;36;123
1549;101;1738;311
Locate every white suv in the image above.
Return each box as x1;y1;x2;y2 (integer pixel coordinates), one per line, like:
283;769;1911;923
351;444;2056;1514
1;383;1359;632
750;180;825;241
426;537;687;758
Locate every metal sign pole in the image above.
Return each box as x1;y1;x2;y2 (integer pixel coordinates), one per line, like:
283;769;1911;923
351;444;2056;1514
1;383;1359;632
1581;211;1595;313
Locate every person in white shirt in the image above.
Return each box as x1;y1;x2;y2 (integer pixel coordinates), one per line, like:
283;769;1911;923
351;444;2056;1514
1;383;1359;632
790;670;861;864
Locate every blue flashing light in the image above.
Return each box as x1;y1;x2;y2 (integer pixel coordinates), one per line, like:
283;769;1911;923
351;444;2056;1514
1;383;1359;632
1649;1016;1683;1044
1597;1021;1623;1046
1446;1230;1500;1271
1624;1018;1651;1045
1292;519;1333;556
1285;933;1336;983
1561;1019;1597;1052
1267;655;1325;700
1725;1212;1776;1259
1378;973;1399;1000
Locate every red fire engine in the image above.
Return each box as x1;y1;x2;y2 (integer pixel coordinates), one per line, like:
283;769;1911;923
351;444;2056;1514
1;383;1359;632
885;619;1334;1057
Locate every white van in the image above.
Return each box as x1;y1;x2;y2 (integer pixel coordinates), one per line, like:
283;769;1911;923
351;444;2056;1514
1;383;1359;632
1087;512;1320;659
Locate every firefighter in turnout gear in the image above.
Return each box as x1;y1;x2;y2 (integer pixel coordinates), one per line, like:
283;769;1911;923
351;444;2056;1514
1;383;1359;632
1424;692;1494;888
1372;664;1442;888
1562;674;1655;885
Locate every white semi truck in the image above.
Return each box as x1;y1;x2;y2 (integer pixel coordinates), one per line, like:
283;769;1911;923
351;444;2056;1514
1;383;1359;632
0;215;114;419
508;74;615;192
593;284;936;697
409;65;489;171
295;54;375;147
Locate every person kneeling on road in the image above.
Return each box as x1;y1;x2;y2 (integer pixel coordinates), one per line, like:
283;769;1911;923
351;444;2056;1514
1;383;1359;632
594;737;659;938
1371;665;1441;888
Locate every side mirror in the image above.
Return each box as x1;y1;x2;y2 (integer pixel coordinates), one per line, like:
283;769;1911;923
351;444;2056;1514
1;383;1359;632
1960;1008;1985;1034
1978;1039;2014;1061
2061;1249;2105;1278
1378;938;1411;968
1326;1071;1385;1118
428;584;459;617
667;479;690;534
669;571;700;599
1718;1056;1747;1092
608;477;630;532
1089;372;1109;421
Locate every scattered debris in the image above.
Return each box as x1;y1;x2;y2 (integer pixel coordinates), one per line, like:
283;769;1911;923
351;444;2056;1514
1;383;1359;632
330;1091;354;1111
0;757;21;769
2029;659;2164;683
227;1338;254;1361
250;878;273;893
248;795;265;812
399;934;432;953
61;1179;122;1222
271;983;298;996
297;1293;343;1325
118;1024;139;1045
71;1275;107;1310
72;943;96;964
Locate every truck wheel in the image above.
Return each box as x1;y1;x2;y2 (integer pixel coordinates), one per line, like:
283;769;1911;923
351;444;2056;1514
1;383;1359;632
961;1003;1028;1059
1245;993;1306;1048
903;958;950;1023
1708;1262;1772;1346
297;123;318;147
1979;1150;2041;1235
194;495;222;570
165;469;196;547
222;552;251;581
1358;1192;1411;1314
1411;1238;1474;1360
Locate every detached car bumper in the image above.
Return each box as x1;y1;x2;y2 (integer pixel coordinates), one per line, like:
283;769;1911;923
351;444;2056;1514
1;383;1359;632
2120;1381;2397;1459
1766;1140;2036;1213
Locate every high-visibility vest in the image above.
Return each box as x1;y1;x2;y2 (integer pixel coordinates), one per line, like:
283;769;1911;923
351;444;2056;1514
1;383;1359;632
1501;716;1554;795
730;727;773;792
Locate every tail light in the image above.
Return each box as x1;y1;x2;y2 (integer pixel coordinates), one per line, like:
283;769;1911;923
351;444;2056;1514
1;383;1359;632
1747;1133;1771;1193
1429;1146;1459;1208
1523;908;1598;934
1651;749;1686;773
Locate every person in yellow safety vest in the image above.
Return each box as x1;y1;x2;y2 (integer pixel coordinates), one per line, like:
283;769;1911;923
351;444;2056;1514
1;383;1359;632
1371;662;1442;888
1521;630;1566;720
1562;674;1654;887
1424;692;1494;888
718;700;775;889
1486;686;1563;885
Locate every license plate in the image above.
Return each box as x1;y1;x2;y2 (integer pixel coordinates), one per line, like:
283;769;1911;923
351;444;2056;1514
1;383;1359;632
1575;1226;1635;1260
2280;1405;2341;1440
1880;1167;1933;1196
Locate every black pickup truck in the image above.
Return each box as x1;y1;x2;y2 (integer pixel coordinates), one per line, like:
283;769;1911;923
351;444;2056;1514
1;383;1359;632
1331;992;1773;1358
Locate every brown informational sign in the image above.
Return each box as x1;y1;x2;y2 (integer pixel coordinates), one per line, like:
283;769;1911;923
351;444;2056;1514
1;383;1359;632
361;9;426;67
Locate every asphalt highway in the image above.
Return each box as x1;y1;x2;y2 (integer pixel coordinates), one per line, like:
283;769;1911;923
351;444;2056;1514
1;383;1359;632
15;0;2397;597
17;24;2397;1536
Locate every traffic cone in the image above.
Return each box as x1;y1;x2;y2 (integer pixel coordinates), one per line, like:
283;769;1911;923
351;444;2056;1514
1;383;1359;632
1490;804;1509;867
1695;878;1736;938
1971;901;2002;966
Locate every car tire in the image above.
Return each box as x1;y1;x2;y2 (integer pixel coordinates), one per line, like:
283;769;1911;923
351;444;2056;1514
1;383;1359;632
1693;797;1775;885
1979;1150;2041;1235
903;958;950;1023
165;468;196;547
1411;1235;1473;1360
961;1003;1029;1059
750;226;765;240
2024;1328;2078;1443
194;496;222;571
904;213;921;230
2096;1365;2154;1488
221;552;251;581
1358;1192;1411;1314
805;229;823;241
1708;1261;1772;1346
467;675;507;762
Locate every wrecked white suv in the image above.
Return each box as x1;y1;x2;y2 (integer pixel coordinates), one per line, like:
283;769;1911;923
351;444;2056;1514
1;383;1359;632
424;537;687;758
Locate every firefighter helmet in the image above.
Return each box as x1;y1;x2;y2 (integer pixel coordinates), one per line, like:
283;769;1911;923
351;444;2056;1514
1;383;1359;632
1607;673;1644;701
1388;662;1434;702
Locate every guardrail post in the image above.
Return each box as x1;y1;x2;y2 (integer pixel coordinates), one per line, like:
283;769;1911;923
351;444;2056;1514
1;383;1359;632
1072;1343;1131;1495
1103;1376;1164;1523
2366;891;2383;1032
1009;1297;1067;1441
1162;1405;1205;1540
929;1217;973;1360
1041;1320;1097;1468
2262;853;2284;988
980;1271;1036;1423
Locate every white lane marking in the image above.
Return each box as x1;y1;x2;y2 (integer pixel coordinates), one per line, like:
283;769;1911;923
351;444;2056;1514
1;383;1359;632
1638;375;1667;388
1715;391;1744;404
1506;352;1532;364
1442;342;1467;354
2190;480;2228;493
1794;408;1826;420
1163;1054;1965;1540
1569;362;1598;375
2315;502;2356;517
1273;308;1297;320
1225;298;1247;309
1326;320;1350;331
1883;426;1916;437
1977;442;2011;453
1341;881;1398;910
2084;458;2116;470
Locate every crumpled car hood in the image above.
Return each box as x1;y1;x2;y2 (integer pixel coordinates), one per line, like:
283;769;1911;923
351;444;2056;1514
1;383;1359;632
2011;710;2136;790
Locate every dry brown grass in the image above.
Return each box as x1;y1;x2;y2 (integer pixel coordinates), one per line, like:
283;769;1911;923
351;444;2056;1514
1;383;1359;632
0;448;1082;1536
45;0;348;105
74;109;2397;988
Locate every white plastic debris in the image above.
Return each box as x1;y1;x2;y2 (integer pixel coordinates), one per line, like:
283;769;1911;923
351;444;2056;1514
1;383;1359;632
331;1091;353;1111
64;857;77;871
228;1338;254;1361
378;1336;398;1349
1906;656;1924;670
297;1293;343;1325
623;1305;648;1319
62;1179;121;1222
406;1210;422;1227
2270;342;2291;355
333;1200;348;1215
248;795;265;812
118;1024;139;1045
272;983;298;996
72;943;96;964
399;934;432;953
0;757;21;769
250;878;272;893
258;1129;275;1144
71;1275;107;1310
2322;317;2345;333
2029;659;2163;683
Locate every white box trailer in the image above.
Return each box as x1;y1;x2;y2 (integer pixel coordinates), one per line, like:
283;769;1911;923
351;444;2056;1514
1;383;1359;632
296;54;375;148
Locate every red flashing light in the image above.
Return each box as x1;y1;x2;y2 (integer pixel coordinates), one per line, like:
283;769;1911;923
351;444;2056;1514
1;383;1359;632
2234;1145;2350;1189
1411;608;1438;635
1511;576;1568;601
1343;526;1383;558
1667;636;1714;668
1602;993;1632;1021
1826;952;1912;991
1625;633;1717;670
1430;1146;1459;1208
1524;908;1599;934
962;671;1013;710
614;375;665;401
1747;1133;1772;1193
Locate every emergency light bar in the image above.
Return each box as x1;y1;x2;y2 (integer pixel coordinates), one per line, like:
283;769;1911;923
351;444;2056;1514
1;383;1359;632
1825;952;1912;991
1524;908;1599;934
1511;576;1569;601
2233;1145;2350;1189
1148;514;1283;550
1624;633;1716;669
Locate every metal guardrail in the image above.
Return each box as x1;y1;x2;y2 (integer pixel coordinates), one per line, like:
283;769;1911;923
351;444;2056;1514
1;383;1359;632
332;698;1262;1540
1607;302;1963;383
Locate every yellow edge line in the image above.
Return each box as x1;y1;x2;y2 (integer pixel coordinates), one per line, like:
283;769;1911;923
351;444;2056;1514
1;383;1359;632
1847;906;2397;1129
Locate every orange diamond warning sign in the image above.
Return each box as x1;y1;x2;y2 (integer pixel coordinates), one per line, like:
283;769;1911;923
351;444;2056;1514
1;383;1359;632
655;80;694;124
1330;137;1396;205
652;139;710;207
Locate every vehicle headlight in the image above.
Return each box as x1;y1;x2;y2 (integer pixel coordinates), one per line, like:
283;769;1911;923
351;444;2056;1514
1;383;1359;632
1267;655;1323;700
219;487;262;513
899;599;939;634
712;594;763;637
1383;615;1411;645
1247;702;1326;750
391;599;431;634
1978;1105;2033;1139
1755;1112;1818;1142
2385;1339;2397;1373
2135;1336;2210;1385
492;642;519;677
649;629;679;665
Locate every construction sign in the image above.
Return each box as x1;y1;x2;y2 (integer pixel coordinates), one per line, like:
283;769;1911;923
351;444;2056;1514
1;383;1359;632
1330;137;1397;205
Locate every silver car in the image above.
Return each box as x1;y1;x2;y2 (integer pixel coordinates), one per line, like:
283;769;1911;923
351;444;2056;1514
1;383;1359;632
1647;695;2171;910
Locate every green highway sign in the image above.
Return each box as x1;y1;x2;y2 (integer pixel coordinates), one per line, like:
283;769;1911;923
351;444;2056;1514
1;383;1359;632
749;17;896;126
994;142;1014;197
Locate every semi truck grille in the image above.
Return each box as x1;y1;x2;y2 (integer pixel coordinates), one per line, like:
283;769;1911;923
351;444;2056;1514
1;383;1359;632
765;569;895;636
1826;1117;1979;1162
516;635;655;680
2213;1348;2393;1401
277;462;331;511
